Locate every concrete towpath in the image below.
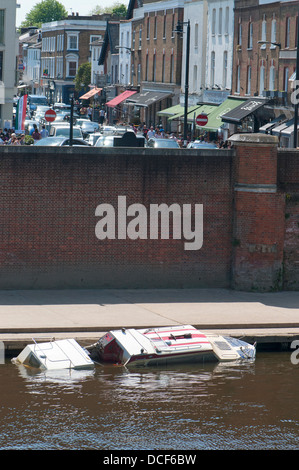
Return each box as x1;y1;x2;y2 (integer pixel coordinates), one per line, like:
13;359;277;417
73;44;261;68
0;288;299;352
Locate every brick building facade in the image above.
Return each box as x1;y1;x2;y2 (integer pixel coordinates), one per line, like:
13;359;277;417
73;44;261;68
41;14;107;103
232;0;299;105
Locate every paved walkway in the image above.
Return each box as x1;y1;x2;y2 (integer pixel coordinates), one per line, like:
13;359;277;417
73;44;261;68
0;288;299;349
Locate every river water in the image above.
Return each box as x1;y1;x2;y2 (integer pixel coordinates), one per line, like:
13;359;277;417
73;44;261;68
0;351;298;451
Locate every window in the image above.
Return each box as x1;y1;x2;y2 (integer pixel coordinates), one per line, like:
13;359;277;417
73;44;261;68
145;52;149;81
223;51;228;88
247;66;251;95
57;34;64;52
0;10;4;44
211;51;215;86
154;15;157;38
212;9;216;35
162;52;165;82
171;13;175;38
238;22;242;46
68;61;77;76
137;63;141;84
163;14;166;39
66;54;78;77
146;16;150;39
170;51;174;83
259;64;265;96
193;65;197;91
139;27;142;48
261;17;266;48
284;67;289;92
269;64;275;90
225;7;229;35
219;8;222;35
67;33;79;50
0;51;3;81
248;22;253;49
286;16;290;48
56;56;63;78
271;19;276;46
195;23;198;48
152;52;156;81
236;65;240;93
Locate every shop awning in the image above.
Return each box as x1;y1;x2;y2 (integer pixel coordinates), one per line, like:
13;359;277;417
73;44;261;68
125;90;172;107
79;87;102;100
221;98;268;124
259;115;285;134
168;105;206;121
195;98;247;130
271;119;293;135
281;122;298;136
157;104;183;117
106;90;137;107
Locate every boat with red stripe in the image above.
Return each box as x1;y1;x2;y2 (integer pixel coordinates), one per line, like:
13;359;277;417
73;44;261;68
88;325;256;367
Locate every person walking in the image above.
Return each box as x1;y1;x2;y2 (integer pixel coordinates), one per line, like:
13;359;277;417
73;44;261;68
40;125;49;138
32;128;41;141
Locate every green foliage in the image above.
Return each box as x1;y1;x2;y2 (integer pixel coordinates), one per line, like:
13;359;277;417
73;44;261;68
20;0;68;28
74;62;91;92
25;135;34;145
90;2;127;18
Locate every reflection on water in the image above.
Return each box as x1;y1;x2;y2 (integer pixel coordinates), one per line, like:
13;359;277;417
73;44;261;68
0;352;299;450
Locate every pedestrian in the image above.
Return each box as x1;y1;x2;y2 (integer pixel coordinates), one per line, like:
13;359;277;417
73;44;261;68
32;128;41;141
147;126;155;139
40;125;49;138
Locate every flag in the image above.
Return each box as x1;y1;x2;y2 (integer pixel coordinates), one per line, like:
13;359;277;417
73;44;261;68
15;94;27;132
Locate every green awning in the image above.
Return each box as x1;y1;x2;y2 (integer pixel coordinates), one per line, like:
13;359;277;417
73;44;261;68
168;105;203;121
196;98;246;130
157;104;183;117
187;104;218;123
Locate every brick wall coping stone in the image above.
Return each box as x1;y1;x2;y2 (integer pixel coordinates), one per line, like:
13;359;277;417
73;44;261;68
229;133;278;146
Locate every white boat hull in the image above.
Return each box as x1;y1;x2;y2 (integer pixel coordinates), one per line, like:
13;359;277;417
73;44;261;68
13;338;94;371
89;325;256;367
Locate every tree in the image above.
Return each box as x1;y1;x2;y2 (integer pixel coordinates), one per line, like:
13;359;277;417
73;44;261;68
90;2;127;18
20;0;68;28
74;62;91;92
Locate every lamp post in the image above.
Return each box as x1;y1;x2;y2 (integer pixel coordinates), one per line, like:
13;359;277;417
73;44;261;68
175;19;190;147
294;13;299;148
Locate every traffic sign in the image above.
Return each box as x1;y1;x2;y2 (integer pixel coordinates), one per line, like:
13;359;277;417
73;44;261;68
44;109;56;122
196;113;208;126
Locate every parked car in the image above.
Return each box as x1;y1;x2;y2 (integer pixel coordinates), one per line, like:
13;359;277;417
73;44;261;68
99;125;117;135
86;132;103;146
34;137;90;146
80;120;100;136
187;141;218;149
95;131;145;148
94;135;115;147
146;138;180;149
49;125;83;139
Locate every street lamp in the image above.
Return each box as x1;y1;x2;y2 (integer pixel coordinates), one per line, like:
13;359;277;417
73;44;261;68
257;40;281;49
175;19;190;147
293;13;299;148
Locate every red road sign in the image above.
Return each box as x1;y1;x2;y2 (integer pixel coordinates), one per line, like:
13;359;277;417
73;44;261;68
196;113;208;126
44;109;56;122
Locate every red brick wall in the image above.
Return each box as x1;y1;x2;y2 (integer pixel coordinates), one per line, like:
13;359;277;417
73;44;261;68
278;149;299;290
0;142;297;291
0;147;233;289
